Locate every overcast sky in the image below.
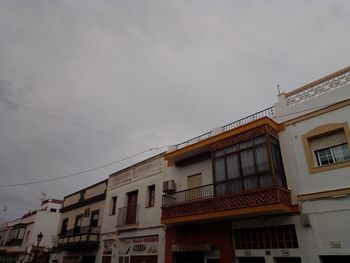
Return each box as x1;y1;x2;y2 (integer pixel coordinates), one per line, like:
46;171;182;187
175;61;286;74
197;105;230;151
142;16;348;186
1;0;350;221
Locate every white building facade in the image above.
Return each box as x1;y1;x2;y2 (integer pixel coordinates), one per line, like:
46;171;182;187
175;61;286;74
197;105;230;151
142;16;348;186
273;66;350;263
49;180;108;263
0;199;62;263
161;66;350;263
97;153;166;263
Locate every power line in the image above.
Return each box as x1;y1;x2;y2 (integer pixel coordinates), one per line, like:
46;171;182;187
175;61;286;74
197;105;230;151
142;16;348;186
0;147;167;188
0;98;146;148
0;99;343;188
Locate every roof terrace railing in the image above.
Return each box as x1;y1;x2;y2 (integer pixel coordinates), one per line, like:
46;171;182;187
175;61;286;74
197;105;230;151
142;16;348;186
174;106;275;150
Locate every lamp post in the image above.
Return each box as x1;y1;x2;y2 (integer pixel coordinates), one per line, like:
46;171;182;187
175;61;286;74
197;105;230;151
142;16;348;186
31;232;43;263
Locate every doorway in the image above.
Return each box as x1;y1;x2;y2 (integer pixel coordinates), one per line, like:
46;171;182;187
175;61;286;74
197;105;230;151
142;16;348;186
126;191;138;224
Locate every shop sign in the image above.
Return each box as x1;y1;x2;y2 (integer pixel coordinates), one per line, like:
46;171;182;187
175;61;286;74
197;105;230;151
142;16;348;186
103;239;115;255
330;241;341;248
119;236;158;255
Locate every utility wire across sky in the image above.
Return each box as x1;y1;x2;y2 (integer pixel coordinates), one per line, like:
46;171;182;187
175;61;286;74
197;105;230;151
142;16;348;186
0;96;340;188
0;146;168;188
0;98;147;148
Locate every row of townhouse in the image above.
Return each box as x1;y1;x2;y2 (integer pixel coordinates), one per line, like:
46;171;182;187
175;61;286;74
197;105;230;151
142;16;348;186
0;200;62;263
1;66;350;263
49;155;166;263
51;66;350;263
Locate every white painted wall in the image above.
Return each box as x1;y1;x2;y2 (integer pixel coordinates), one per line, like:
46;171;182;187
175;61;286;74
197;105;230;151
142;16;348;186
31;210;61;247
279;105;350;195
275;84;350;259
274;83;350;123
40;201;62;212
164;158;213;191
302;198;350;255
232;215;318;262
99;154;166;263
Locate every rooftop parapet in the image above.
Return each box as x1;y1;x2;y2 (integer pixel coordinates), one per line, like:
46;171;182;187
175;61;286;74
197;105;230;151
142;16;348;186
284;66;350;106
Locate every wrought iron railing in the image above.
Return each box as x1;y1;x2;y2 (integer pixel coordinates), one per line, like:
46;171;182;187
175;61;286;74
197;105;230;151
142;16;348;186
59;226;100;236
162;186;292;219
6;239;23;246
222;107;275;132
285;66;350;106
174;106;275;150
57;226;100;248
117;204;139;227
163;184;214;206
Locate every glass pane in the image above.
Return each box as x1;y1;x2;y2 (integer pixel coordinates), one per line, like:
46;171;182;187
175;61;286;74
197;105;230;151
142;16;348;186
270;135;279;145
254;135;266;144
244;176;258;190
254;144;269;172
276;172;285;187
271;144;283;172
241;149;255;176
240;139;253;150
317;148;334;165
226;144;239;154
215;182;227;196
227;154;240;179
227;179;243;193
214;158;226;182
343;144;350;160
333;143;350;162
259;173;273;188
214;150;224;158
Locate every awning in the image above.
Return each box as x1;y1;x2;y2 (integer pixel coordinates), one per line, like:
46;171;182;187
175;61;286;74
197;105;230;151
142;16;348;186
171;244;212;252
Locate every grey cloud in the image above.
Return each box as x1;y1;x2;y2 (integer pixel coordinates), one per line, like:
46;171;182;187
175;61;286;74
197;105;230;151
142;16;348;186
0;79;17;110
1;0;350;220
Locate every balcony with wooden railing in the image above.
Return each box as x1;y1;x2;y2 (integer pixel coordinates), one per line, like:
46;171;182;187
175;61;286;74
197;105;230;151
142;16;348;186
57;226;100;250
161;183;298;225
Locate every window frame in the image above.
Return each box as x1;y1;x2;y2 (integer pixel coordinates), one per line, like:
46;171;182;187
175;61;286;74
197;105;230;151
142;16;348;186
110;196;118;216
147;185;156;208
212;134;286;195
302;122;350;174
73;214;83;234
60;218;69;235
90;209;100;227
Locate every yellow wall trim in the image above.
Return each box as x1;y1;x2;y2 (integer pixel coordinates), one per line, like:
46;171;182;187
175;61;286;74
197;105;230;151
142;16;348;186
298;187;350;201
283;99;350;126
302;122;350;174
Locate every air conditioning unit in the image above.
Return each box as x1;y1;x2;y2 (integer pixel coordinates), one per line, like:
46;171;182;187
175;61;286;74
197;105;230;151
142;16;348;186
163;180;176;194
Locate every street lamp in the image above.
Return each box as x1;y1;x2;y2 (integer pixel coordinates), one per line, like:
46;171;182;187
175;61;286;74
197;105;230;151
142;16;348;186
31;232;43;263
